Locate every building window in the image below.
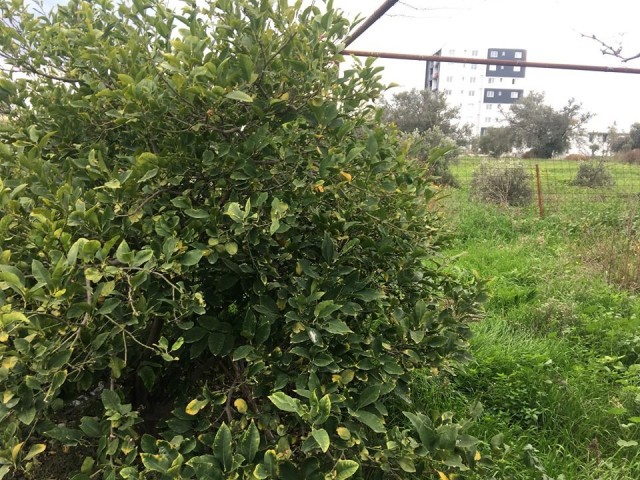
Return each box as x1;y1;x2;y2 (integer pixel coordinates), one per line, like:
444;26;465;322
510;91;519;98
489;65;497;71
461;77;465;81
470;77;476;83
471;64;477;70
448;49;455;55
444;89;451;95
486;104;493;110
513;66;521;72
512;79;516;84
489;50;498;58
472;50;478;56
498;91;502;96
460;90;465;94
446;76;453;82
515;51;523;59
488;78;495;84
501;51;506;56
486;91;495;98
469;90;475;96
485;117;492;122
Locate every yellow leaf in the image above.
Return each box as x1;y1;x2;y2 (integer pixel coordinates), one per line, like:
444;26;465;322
3;390;14;404
336;427;351;440
23;443;46;461
185;398;208;415
279;92;289;101
437;471;449;480
0;332;8;342
340;171;353;182
234;398;248;414
331;374;341;383
314;184;325;193
292;322;305;333
2;356;18;370
474;450;481;461
12;442;24;462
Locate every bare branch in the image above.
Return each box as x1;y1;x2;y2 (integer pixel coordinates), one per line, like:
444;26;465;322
581;33;640;63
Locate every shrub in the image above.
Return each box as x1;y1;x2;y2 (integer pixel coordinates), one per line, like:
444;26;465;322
618;148;640;164
573;160;615;187
565;153;588;161
471;161;534;206
0;0;486;478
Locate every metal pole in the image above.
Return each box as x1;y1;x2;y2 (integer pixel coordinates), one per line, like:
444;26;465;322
535;164;544;218
344;0;400;48
341;50;640;75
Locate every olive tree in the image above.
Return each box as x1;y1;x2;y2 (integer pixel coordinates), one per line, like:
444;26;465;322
0;1;486;478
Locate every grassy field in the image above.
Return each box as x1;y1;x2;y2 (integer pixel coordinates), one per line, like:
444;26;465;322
416;157;640;479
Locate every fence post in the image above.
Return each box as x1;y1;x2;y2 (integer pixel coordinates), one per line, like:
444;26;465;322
535;163;544;219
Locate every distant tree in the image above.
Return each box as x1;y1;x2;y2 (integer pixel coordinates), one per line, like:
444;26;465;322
382;88;471;144
629;122;640;149
478;127;516;158
505;92;592;158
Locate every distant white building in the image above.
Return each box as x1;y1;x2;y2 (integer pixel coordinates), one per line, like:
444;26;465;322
425;47;529;136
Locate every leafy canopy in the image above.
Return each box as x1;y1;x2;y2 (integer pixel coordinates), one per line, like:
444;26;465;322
0;1;485;479
505;92;592;158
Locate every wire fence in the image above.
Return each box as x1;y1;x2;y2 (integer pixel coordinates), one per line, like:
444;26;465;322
444;156;640;219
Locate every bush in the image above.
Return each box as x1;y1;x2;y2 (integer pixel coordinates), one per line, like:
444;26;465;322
565;153;588;161
0;1;486;478
573;160;615;187
471;161;534;206
618;148;640;164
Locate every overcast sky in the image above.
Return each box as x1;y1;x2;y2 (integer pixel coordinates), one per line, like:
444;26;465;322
334;0;640;132
35;0;640;131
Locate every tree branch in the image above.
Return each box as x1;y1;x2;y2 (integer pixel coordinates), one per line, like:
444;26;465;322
581;33;640;63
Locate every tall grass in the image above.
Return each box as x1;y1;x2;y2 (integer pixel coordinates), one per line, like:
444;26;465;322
415;158;640;479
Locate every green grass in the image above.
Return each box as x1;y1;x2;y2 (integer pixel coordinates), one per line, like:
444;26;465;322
414;157;640;479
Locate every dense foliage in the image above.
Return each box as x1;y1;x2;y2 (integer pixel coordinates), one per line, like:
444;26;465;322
0;0;485;478
505;92;592;159
477;127;515;158
381;89;471;145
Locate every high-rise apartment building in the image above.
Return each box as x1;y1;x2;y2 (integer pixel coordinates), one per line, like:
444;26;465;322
425;47;528;136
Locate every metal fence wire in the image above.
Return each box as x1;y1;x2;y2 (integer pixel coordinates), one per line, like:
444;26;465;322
445;156;640;218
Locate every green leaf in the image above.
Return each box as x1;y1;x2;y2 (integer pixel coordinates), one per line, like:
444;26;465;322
237;421;260;463
232;345;254;361
314;300;341;319
213;422;233;472
357;385;380;409
17;406;36;425
101;390;121;411
311;428;330;453
181;250;204;266
352;410;385;433
268;392;300;413
224;202;244;223
225;90;253;103
80;417;103;437
31;260;52;287
115;240;131;263
323;320;352;335
335;460;359;480
185;208;209;219
321;232;334;263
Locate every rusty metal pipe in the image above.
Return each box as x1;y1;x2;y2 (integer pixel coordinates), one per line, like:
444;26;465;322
342;50;640;75
343;0;400;48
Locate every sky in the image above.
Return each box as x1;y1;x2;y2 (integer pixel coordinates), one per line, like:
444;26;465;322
34;0;640;132
333;0;640;132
